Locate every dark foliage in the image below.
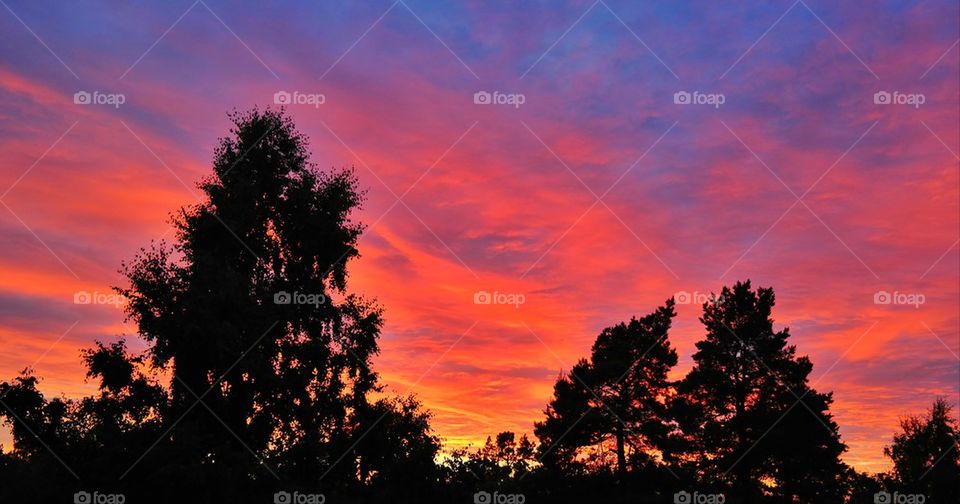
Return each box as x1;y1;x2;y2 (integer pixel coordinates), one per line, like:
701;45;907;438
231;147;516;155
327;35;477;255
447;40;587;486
534;299;678;481
883;398;960;502
672;281;848;502
1;109;438;503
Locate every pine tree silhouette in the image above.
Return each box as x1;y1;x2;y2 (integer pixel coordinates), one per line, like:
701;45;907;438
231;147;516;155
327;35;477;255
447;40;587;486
535;300;678;479
675;280;847;503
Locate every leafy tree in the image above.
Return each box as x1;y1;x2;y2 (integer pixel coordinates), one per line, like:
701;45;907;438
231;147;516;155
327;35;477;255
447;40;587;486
534;360;604;473
535;300;678;477
0;373;77;502
444;431;538;487
0;342;166;501
113;108;444;498
842;467;884;504
355;395;443;499
675;280;847;503
118;108;370;485
475;431;538;480
884;398;960;502
0;373;70;459
1;109;440;502
438;431;541;504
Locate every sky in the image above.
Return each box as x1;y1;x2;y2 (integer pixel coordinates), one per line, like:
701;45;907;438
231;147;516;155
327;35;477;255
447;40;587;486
0;0;958;473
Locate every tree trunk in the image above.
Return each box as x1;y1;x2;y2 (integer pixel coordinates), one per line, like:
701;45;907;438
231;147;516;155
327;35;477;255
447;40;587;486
616;422;626;477
734;367;749;503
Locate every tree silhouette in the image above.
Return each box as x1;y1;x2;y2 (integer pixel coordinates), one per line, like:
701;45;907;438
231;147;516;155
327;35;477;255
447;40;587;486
0;109;440;503
674;280;847;503
884;398;960;502
534;359;603;473
535;300;678;478
0;342;167;501
114;108;443;499
443;431;537;489
476;432;537;479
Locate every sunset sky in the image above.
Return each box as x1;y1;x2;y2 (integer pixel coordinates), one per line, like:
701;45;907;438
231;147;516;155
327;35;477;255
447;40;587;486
1;0;958;474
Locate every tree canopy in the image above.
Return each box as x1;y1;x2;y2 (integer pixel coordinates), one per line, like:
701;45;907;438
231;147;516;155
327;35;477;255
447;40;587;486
535;299;677;478
674;281;847;502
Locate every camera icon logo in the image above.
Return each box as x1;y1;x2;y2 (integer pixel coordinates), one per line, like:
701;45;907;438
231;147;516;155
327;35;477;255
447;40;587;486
673;91;691;104
473;291;492;304
473;91;492;105
674;291;691;304
873;491;891;504
74;91;92;105
274;91;292;105
874;91;891;105
674;491;691;504
74;491;91;504
873;290;891;304
74;291;92;304
274;491;291;504
274;291;292;305
474;491;492;504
